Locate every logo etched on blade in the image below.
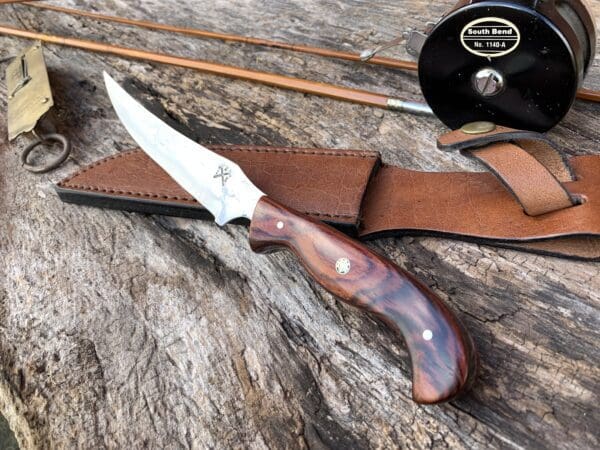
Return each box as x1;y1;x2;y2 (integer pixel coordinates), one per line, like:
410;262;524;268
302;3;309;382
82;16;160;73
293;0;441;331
213;165;232;187
103;72;265;225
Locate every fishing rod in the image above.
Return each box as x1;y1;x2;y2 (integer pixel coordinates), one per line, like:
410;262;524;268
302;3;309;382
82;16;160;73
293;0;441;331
577;88;600;103
0;24;432;115
24;2;419;72
19;1;600;107
0;0;42;3
2;1;598;130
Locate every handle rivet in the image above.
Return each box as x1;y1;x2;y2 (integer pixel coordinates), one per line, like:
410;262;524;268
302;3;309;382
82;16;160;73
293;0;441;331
276;221;284;229
335;258;351;275
422;329;433;341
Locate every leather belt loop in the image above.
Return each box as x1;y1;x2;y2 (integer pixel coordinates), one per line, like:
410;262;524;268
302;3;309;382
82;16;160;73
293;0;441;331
437;125;579;217
468;143;576;216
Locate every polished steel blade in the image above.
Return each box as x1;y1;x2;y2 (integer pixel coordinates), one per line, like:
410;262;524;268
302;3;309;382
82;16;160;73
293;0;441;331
103;72;264;225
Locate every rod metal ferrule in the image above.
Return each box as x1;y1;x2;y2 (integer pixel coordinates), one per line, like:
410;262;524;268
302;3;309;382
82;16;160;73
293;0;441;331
387;98;434;116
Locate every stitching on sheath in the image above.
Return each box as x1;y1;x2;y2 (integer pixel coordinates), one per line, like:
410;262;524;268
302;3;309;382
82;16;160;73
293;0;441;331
58;147;372;219
303;211;356;219
210;145;379;159
59;147;378;185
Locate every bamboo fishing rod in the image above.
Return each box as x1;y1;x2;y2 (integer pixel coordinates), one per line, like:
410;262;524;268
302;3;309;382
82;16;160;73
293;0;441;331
24;1;418;72
18;1;600;104
3;1;599;107
577;88;600;103
0;23;432;114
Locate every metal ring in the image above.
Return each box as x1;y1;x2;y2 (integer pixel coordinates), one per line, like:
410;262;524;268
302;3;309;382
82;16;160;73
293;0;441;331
20;133;71;174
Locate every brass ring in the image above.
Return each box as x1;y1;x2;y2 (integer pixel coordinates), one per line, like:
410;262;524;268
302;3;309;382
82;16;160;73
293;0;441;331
20;133;71;174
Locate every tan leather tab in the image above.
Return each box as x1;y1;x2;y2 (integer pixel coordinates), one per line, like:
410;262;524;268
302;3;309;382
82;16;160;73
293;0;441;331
438;126;575;181
57;146;380;228
437;126;577;216
516;139;574;183
470;143;575;216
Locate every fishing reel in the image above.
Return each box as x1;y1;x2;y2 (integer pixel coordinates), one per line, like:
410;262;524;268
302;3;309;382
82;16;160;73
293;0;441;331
417;0;596;132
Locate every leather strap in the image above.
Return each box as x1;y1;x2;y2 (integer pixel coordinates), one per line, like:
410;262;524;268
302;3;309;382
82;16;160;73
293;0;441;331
56;141;600;261
438;126;578;216
470;143;575;216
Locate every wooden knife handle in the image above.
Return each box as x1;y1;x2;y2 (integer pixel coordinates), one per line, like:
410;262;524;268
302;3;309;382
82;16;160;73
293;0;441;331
249;197;477;404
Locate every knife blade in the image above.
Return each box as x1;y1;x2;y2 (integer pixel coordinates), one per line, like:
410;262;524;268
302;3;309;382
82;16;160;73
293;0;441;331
103;72;477;404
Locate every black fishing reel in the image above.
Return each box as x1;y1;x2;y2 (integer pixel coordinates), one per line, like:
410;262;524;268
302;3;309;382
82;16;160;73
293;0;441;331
418;0;596;132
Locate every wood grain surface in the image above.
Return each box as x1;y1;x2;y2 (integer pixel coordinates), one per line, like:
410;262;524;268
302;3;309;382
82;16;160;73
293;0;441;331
0;0;598;448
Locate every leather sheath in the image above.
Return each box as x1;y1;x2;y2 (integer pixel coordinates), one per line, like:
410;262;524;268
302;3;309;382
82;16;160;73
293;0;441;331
56;127;600;261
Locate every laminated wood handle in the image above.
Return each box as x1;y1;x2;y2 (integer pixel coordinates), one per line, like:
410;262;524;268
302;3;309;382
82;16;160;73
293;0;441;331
249;196;477;404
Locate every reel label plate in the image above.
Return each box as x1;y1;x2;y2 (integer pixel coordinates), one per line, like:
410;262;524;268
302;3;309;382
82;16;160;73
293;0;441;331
460;17;520;58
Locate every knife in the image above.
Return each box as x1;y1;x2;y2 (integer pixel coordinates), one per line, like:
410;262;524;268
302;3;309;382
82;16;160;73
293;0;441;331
103;72;477;404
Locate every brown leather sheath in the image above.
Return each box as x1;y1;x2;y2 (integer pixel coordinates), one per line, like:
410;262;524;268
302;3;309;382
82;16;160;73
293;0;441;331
56;127;600;260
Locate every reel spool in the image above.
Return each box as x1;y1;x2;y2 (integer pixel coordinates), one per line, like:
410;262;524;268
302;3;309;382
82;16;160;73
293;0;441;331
418;0;596;132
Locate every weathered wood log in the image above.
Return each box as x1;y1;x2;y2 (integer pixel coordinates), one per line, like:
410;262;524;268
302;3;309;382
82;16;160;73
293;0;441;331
0;0;598;448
